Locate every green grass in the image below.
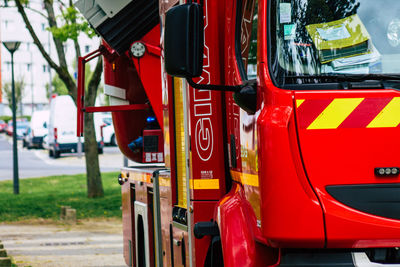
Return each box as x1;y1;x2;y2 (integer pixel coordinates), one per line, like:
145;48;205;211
0;172;121;222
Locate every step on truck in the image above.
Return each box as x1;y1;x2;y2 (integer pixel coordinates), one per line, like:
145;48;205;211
76;0;400;266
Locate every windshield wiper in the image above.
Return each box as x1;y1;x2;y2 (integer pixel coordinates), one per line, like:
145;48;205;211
285;74;400;82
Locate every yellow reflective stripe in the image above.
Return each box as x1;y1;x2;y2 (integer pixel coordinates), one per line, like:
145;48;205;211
367;97;400;128
307;98;364;129
189;179;219;190
174;77;188;208
296;99;305;108
129;172;152;183
230;171;259;187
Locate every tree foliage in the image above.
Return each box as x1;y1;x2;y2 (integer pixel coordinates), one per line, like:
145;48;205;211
49;74;68;97
2;79;25;115
47;63;98;98
48;6;96;42
14;0;104;198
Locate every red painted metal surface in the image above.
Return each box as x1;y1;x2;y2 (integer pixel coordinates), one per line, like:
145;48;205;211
77;28;163;163
224;0;264;224
112;110;148;163
142;129;164;163
217;183;279;267
256;85;326;248
253;0;326;248
84;104;148;113
188;0;227;201
113;0;400;265
130;26;164;128
256;0;400;250
102;42;156;162
295;90;400;248
192;201;219;266
77;47;147;137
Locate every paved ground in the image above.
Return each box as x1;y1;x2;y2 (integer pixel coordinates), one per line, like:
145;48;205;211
0;134;129;266
0;134;124;180
0;219;126;267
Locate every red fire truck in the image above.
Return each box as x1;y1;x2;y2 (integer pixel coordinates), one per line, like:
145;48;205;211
77;0;400;266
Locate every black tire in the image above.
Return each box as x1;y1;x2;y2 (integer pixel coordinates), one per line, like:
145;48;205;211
54;151;60;159
98;148;104;154
49;149;54;158
22;140;26;148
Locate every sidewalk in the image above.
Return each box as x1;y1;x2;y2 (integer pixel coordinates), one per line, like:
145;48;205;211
0;219;126;267
33;148;124;169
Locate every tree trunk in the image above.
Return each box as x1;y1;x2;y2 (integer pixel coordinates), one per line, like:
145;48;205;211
15;0;105;198
84;56;104;198
84;112;103;198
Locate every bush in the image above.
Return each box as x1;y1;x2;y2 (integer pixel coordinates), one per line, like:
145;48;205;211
0;116;12;123
0;115;31;123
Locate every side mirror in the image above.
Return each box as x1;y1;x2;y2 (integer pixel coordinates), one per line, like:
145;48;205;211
233;85;257;114
164;3;204;78
43;122;47;129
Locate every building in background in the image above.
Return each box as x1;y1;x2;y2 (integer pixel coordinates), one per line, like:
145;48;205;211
0;0;100;116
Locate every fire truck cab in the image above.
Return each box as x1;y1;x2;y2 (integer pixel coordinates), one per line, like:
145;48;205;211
77;0;400;266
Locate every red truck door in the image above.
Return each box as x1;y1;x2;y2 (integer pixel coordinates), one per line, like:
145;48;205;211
295;89;400;247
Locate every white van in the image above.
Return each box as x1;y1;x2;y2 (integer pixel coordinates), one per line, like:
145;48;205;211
23;110;49;149
48;95;104;158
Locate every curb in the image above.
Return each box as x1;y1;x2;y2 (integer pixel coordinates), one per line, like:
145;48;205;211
0;257;11;267
0;241;11;267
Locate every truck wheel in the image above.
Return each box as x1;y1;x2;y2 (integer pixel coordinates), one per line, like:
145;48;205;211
98;148;104;154
110;134;116;146
49;149;54;158
54;151;60;159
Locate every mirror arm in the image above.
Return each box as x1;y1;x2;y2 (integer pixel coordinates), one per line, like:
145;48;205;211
187;78;241;92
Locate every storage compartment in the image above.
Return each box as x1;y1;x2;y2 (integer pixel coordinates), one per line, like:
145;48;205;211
122;182;135;266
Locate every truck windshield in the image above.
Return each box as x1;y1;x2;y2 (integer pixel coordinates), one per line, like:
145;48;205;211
270;0;400;85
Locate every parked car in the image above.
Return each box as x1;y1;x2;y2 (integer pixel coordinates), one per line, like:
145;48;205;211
47;95;104;158
23;110;49;149
0;120;7;133
5;121;13;136
42;134;49;150
102;123;116;146
22;127;32;148
16;121;29;139
6;119;29;136
6;120;29;139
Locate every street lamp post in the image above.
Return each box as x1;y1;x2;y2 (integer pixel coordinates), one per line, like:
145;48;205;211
3;41;21;194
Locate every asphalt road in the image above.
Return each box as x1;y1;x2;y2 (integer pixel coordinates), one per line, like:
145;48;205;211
0;134;123;180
